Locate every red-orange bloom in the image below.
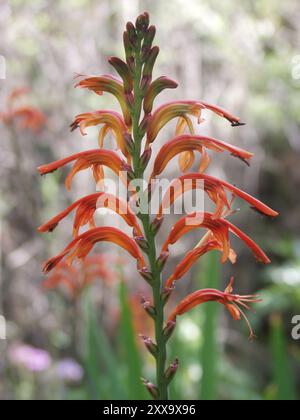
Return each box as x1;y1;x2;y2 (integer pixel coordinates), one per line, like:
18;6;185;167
74;74;132;126
165;241;220;288
70;110;130;161
158;173;278;219
143;77;178;115
150;135;254;179
168;278;260;339
37;149;131;190
38;192;142;237
42;227;146;273
162;212;271;264
0;87;46;132
146;100;243;145
146;101;205;145
43;254;118;298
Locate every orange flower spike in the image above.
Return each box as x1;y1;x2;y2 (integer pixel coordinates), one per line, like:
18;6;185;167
146;101;205;145
158;173;278;219
37;149;132;190
162;212;271;264
74;74;132;126
38;192;143;237
168;278;261;339
70;110;131;160
42;227;146;273
150;135;254;179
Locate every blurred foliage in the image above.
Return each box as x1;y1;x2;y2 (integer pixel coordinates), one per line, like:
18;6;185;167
1;0;300;400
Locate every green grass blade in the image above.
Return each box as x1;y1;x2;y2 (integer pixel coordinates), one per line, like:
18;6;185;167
83;291;125;400
199;251;221;400
270;314;297;401
118;280;148;400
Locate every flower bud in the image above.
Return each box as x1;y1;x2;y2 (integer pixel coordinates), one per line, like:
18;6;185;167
139;334;158;358
125;92;135;111
108;57;133;93
141;26;156;63
126;22;137;47
134;235;149;252
135;12;149;34
156;251;169;271
164;358;179;384
140;147;152;171
143;25;156;47
163;320;176;341
141;378;158;399
150;216;164;235
142;46;160;84
161;285;175;305
138;267;153;284
141;296;156;319
121;162;135;181
124;133;135;155
139;115;151;135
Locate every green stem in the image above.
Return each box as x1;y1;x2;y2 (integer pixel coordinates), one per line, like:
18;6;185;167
130;38;168;400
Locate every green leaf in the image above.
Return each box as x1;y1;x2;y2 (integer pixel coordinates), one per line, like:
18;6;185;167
269;314;297;401
118;280;148;400
83;291;125;400
199;251;221;400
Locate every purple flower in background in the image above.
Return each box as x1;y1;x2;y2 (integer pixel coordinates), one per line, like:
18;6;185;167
56;358;83;382
9;344;51;372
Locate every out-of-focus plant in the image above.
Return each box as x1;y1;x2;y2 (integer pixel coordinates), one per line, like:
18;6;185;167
43;254;118;299
0;87;46;133
38;12;278;400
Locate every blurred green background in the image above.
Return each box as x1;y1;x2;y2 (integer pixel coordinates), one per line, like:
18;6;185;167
0;0;300;400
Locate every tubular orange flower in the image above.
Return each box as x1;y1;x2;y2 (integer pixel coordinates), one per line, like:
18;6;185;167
146;100;244;146
162;212;271;264
168;278;261;339
74;74;132;126
150;135;254;179
200;101;245;127
143;77;178;115
165;241;220;288
37;149;131;190
158;173;278;219
42;227;146;273
146;101;205;145
43;254;118;298
70;110;130;160
38;192;143;237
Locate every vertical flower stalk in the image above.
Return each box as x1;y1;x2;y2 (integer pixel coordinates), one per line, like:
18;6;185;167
38;12;278;400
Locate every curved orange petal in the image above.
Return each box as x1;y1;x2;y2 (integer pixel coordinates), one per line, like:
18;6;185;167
162;212;270;264
42;227;146;273
165;241;220;288
150;135;253;179
158;173;278;218
146;101;205;145
199;101;244;126
143;77;178;114
38;192;142;237
70;110;130;160
74;74;131;126
37;149;130;190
